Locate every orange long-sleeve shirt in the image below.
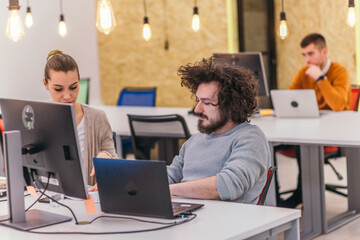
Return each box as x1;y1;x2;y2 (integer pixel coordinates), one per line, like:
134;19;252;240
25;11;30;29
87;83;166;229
289;62;351;111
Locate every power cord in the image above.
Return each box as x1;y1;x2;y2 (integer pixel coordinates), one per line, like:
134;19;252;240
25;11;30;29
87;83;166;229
0;171;198;234
0;213;197;234
25;173;51;211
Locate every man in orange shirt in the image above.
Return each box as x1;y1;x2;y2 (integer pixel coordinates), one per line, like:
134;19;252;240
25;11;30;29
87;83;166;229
278;33;351;208
290;33;351;110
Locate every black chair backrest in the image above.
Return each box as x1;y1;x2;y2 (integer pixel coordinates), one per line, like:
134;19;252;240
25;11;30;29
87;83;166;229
127;114;191;161
257;166;277;206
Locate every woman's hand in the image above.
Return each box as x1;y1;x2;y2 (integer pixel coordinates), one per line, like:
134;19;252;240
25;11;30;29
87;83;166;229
89;151;112;192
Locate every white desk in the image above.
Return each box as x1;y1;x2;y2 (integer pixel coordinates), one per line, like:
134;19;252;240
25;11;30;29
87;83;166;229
95;105;360;239
251;111;360;239
0;196;300;240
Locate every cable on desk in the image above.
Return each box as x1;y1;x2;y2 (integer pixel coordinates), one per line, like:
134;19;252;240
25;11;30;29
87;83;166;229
0;213;197;235
42;192;79;224
25;173;51;212
25;171;79;224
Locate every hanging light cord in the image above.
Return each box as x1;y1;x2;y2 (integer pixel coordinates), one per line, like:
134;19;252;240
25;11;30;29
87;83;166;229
194;0;197;7
143;0;147;16
59;0;63;15
162;0;169;50
163;0;168;38
281;0;284;12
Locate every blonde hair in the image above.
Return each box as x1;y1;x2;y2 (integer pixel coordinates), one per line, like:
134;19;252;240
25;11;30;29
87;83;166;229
44;49;80;83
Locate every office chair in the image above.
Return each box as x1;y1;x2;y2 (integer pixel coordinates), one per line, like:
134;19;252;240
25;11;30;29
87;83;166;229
324;86;360;197
116;87;157;157
117;87;157;106
77;78;90;104
127;114;191;165
257;166;277;206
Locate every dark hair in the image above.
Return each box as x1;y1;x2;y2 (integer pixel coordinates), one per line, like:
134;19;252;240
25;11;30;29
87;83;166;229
178;56;258;124
44;49;80;83
300;33;326;49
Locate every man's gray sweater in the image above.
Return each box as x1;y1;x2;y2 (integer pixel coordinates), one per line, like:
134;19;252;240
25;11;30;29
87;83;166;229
167;122;271;204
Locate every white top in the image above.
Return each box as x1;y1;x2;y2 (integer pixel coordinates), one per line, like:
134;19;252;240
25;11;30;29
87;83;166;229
77;116;85;155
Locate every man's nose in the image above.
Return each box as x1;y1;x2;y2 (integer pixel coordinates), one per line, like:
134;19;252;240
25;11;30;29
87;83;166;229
194;102;203;114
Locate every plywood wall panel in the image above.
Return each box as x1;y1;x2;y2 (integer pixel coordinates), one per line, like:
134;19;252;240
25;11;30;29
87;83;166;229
98;0;228;107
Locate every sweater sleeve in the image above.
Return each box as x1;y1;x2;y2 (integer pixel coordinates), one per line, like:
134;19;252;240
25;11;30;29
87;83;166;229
317;66;350;111
216;128;269;201
98;110;118;158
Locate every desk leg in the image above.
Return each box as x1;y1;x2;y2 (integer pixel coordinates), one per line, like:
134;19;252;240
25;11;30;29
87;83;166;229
344;147;360;213
284;218;300;240
300;145;324;239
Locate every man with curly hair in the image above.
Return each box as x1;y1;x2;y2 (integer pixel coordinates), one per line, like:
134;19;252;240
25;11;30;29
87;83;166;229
167;57;271;204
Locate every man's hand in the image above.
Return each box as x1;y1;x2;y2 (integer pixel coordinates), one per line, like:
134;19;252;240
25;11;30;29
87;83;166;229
305;64;323;81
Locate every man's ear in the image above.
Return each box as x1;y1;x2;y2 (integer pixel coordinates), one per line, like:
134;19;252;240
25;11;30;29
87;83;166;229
322;47;328;57
43;79;49;90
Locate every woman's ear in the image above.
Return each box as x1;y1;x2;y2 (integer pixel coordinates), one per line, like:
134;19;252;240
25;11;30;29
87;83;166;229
43;78;49;90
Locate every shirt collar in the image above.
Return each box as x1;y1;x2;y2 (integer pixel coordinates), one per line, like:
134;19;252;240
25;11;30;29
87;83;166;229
322;58;331;75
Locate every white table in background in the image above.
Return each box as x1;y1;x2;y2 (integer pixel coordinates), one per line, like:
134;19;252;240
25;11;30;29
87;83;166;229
0;196;300;240
251;111;360;239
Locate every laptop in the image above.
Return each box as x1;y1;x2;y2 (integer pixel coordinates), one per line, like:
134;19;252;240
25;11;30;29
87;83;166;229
93;158;204;219
270;89;320;118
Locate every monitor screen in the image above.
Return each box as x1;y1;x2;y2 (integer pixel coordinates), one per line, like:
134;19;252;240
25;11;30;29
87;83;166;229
213;52;269;97
0;98;88;199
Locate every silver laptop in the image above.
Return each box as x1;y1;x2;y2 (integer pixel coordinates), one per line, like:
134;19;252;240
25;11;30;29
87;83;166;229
270;89;320;118
93;158;204;219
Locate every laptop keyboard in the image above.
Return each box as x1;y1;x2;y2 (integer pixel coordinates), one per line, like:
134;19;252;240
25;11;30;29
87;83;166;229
172;203;194;214
172;205;186;213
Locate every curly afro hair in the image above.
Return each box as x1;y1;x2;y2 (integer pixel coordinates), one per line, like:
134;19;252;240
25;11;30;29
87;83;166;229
178;56;258;123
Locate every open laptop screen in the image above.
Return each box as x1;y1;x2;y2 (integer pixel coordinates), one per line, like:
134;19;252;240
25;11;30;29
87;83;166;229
270;89;320;118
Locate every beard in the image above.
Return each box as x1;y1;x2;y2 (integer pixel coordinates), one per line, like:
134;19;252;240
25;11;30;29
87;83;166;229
197;112;229;134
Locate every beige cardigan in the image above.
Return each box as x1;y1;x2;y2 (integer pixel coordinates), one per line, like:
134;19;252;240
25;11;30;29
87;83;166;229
81;104;117;185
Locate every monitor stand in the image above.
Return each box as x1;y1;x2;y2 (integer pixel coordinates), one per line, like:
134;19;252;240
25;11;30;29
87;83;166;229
1;130;71;231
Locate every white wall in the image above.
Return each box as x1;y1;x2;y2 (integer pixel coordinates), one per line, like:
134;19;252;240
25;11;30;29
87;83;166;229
0;0;102;104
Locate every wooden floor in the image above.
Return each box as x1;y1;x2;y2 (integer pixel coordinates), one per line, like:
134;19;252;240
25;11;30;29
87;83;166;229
277;153;360;240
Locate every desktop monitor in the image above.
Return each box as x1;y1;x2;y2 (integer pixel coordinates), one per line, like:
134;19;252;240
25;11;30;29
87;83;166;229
213;52;271;108
0;98;88;230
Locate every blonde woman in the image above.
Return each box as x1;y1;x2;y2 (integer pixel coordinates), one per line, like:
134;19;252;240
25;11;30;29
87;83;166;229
43;50;117;189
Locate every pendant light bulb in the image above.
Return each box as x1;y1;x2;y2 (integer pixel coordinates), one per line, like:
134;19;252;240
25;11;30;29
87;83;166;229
347;0;356;27
192;6;200;32
6;1;25;42
96;0;117;35
25;7;33;28
58;14;67;37
278;12;288;40
143;16;151;41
